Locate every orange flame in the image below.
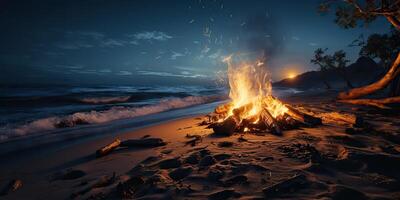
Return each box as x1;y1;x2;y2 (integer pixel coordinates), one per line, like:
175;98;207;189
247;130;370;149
223;55;288;123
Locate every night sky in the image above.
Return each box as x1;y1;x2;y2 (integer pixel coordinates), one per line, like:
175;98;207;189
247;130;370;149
0;0;389;86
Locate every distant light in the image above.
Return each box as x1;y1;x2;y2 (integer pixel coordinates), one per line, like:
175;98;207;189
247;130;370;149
288;72;296;79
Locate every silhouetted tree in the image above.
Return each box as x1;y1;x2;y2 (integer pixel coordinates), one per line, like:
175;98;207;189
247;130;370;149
311;48;354;89
319;0;400;108
311;48;332;89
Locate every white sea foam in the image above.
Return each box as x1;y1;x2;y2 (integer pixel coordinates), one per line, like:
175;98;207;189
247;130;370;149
0;95;222;141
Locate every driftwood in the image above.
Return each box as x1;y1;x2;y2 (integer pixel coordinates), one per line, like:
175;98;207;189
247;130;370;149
0;179;22;196
338;96;400;109
260;108;282;135
96;139;121;158
95;138;166;158
285;105;322;126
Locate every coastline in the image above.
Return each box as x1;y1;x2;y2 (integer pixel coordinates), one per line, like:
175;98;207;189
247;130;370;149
1;90;399;199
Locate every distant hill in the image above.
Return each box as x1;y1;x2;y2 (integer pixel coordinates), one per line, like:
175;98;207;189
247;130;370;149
273;57;384;89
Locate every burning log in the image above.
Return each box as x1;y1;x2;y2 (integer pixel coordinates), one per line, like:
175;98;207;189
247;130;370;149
211;116;237;136
285;105;322;126
96;139;121;158
214;102;233;114
260;108;282;135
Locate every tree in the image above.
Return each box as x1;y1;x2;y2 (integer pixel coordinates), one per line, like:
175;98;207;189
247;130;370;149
356;29;400;96
319;0;400;108
311;48;354;89
311;48;332;89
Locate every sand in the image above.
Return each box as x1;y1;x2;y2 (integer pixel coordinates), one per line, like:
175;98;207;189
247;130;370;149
1;90;400;199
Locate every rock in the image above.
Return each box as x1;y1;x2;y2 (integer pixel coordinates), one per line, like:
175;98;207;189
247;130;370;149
157;158;182;169
223;175;248;187
168;167;193;181
199;155;217;167
208;189;241;200
218;141;234;148
207;169;225;180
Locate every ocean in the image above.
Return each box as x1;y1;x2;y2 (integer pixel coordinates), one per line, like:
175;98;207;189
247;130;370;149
0;85;301;141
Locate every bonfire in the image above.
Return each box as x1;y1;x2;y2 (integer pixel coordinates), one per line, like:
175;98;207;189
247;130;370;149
207;56;322;135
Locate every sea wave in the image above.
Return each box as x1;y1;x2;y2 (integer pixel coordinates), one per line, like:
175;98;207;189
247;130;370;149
0;95;223;141
77;96;131;104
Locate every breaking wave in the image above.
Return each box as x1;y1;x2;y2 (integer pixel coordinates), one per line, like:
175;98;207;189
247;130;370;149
0;95;223;141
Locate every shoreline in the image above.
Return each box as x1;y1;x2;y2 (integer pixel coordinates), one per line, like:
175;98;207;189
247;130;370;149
2;90;399;199
0;100;225;157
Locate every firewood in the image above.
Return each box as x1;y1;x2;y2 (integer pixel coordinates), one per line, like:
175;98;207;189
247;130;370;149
260;108;282;135
232;103;253;117
285;105;322;126
0;179;22;196
214;102;233;114
211;116;237;136
120;138;166;148
96;139;121;158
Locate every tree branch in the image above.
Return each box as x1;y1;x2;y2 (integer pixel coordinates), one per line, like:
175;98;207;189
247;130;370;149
386;15;400;30
338;96;400;109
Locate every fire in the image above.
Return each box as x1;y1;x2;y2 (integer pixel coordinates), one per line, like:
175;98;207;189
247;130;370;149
223;55;288;124
207;58;322;135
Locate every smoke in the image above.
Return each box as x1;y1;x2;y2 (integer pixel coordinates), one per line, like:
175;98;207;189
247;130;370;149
242;14;284;59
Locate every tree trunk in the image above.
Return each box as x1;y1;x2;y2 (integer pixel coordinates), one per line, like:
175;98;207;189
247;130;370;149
389;74;400;97
338;52;400;100
338;96;400;109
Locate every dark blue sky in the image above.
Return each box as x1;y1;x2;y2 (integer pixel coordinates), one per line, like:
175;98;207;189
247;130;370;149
0;0;389;86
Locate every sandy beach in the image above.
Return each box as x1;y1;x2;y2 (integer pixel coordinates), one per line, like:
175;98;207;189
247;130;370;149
1;90;399;200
